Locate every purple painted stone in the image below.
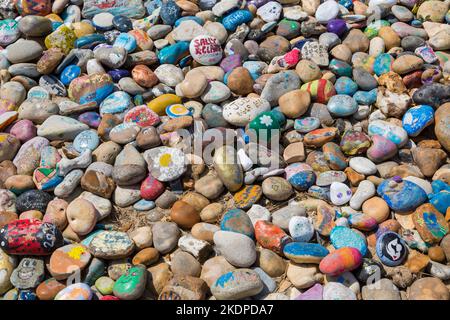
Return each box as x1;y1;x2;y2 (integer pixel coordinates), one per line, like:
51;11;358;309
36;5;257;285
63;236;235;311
327;19;348;37
295;283;323;300
108;69;130;82
78;112;101;128
367;134;397;163
7;119;37;143
220;54;242;73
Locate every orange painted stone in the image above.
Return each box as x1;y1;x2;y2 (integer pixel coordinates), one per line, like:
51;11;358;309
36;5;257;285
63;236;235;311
314;203;336;236
319;247;363;276
233;185;262;210
49;244;92;280
36;278;66;300
255;220;291;255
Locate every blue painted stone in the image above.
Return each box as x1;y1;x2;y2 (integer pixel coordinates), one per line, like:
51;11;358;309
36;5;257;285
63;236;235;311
294;117;320;133
243;61;264;80
308;185;330;201
373;53;394;76
271;108;286;127
402;105;434;137
52;21;63;31
220;209;255;239
113;33;137;53
81;229;105;247
283;242;329;263
327;94;358;116
327;19;348;36
292;38;315;51
329;59;352;77
41;174;63;191
377;177;427;212
428;180;450;214
112;15;133;32
145;0;163;15
60;65;81;86
354;89;377;105
158;41;190;64
334;77;358;96
18;290;37;300
339;0;353;9
376;231;408;267
133;199;156;211
411;19;422;27
330;226;367;256
78;112;101;128
108;69;130;82
222;10;253;31
73;130;100;153
75;34;107;49
175;16;204;27
160;0;182;25
288;171;316;191
100;91;133;115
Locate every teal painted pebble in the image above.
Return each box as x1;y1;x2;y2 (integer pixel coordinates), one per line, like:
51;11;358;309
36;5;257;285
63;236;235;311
330;226;367;256
329;59;352;77
334;77;358;96
283;242;329;263
368;120;408;147
353;89;377;105
60;65;81;86
133;199;156;211
373;53;394;76
220;209;255;239
113;33;137;53
294;117;321;133
73;130;100;153
100;91;133;115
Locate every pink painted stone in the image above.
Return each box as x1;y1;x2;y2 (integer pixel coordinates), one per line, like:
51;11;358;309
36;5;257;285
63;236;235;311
7;120;37;142
140;174;165;200
348;213;378;231
295;283;323;300
367;134;397;163
319;247;363;276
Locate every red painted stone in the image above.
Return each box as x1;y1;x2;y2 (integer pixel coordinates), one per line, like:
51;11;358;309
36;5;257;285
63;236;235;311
100;295;120;300
0;219;64;255
124;105;160;127
319;247;363;276
140;174;165;200
254;220;291;255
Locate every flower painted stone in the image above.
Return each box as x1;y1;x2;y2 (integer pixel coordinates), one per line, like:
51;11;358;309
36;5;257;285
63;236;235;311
0;219;64;255
48;244;91;280
376;231;408;267
144;146;186;182
113;265;147;300
248;111;282;141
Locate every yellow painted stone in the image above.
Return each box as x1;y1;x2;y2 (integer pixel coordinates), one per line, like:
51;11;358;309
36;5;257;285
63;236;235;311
45;25;76;55
71;22;95;38
147;94;182;115
45;13;63;22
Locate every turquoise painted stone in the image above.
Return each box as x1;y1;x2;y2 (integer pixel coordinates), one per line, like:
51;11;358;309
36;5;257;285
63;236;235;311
429;180;450;214
220;209;255;239
283;242;329;264
373;53;394;76
99;91;132;115
222;10;253;31
327;95;358;117
248;111;281;141
158;41;189;64
0;19;19;46
74;34;107;49
113;33;137;53
353;89;377;105
330;226;367;256
73;130;100;153
294;117;321;133
334;77;358;95
402;105;434;137
368;120;408;147
377;177;427;212
133;199;156;211
329;59;352;77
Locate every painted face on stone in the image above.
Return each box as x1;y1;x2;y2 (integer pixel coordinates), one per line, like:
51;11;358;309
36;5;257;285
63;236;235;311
117;266;145;285
16;258;43;281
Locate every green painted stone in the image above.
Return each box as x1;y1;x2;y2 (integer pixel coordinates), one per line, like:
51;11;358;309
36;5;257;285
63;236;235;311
112;265;147;300
248;111;281;141
364;20;390;39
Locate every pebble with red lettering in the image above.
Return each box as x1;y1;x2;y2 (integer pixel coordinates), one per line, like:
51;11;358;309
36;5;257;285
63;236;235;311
189;35;223;66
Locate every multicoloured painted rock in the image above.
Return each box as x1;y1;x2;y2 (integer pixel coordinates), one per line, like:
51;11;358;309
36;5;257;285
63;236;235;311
32;167;63;191
124;105;160;127
377;177;428;212
0;219;64;255
340;130;371;156
113;265;147;300
330;226;367;256
15;0;51;16
220;209;255;239
285;163;316;191
54;283;93;300
319;247;363;276
348;213;378;231
147;94;183;116
373;53;394;76
44;25;76;54
0;19;19;46
255;220;291;255
48;244;91;280
68;73;114;105
283;242;329;264
376;231;408;267
89;231;135;259
81;0;146;19
233;185;262;210
412;203;448;244
314;203;336;236
300;79;336;103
